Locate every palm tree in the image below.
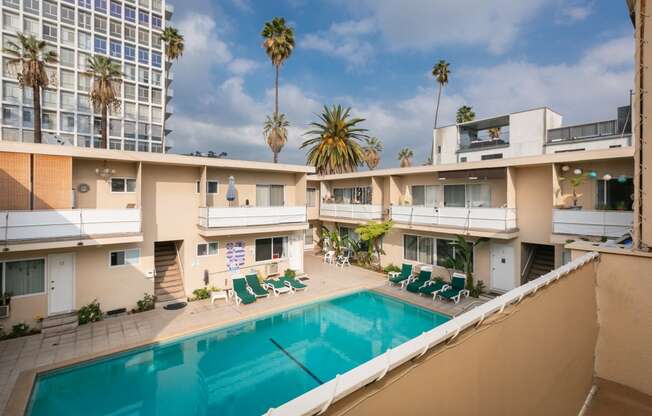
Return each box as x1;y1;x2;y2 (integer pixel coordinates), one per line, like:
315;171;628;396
363;137;383;170
263;112;289;163
87;56;122;149
488;127;501;140
3;33;58;144
398;148;414;168
431;60;450;156
301;105;368;175
262;17;295;162
161;26;185;61
442;236;488;296
456;105;475;123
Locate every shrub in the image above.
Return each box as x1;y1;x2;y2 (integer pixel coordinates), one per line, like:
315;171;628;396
135;293;156;313
470;280;486;298
11;323;30;337
383;264;401;274
78;300;103;325
192;287;211;301
284;268;296;278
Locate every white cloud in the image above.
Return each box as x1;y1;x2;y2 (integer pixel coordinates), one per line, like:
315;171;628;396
559;2;594;23
300;19;376;69
228;58;260;75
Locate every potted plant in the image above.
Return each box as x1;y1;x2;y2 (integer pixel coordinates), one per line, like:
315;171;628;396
562;174;587;210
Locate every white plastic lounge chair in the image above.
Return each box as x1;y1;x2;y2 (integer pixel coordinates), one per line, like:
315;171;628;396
263;278;292;296
436;273;470;304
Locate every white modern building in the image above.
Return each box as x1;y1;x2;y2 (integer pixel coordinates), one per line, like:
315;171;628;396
433;106;632;164
0;0;174;152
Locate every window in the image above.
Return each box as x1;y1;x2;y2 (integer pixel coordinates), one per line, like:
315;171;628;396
138;48;149;64
110;40;122;58
152;70;162;86
151;107;162;123
78;31;91;50
255;237;288;262
78;73;91;92
151;125;162;142
152;52;162;68
23;0;39;14
23;108;34;128
152;14;161;29
61;112;75;132
2;105;19;126
60;48;75;66
138;28;149;46
78;0;91;8
467;184;491;208
24;17;39;36
151;89;161;104
332;186;372;204
78;52;91;71
2;81;20;103
111;177;137;193
152;33;162;49
1;259;46;297
61;27;75;46
403;234;469;268
196;242;218;257
125;44;136;61
61;69;76;87
195;180;219;194
109;119;121;136
94;36;107;54
123;63;136;81
411;185;439;207
138;9;149;25
4;0;19;9
124;25;136;42
138;122;148;139
110;1;121;17
307;188;317;207
124;83;135;99
256;185;284;206
444;185;466;207
78;10;91;29
138;67;149;83
42;110;56;129
60;91;75;109
43;1;57;19
94;0;107;12
3;12;20;31
61;5;75;24
125;5;136;22
94;15;107;33
596;178;634;210
109;20;121;37
42;22;57;41
42;89;57;108
138;86;148;102
110;249;140;267
78;114;91;133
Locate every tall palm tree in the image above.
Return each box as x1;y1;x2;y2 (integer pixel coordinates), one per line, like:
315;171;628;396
488;127;501;140
262;17;295;163
398;148;414;168
87;56;122;149
3;33;58;144
363;137;383;170
263;112;289;163
301;105;368;175
161;26;185;61
456;105;475;123
431;60;450;156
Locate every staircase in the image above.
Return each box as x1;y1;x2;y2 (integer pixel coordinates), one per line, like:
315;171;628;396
526;245;555;282
41;312;78;338
154;242;186;304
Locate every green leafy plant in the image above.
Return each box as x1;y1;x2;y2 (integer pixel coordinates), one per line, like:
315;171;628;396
354;220;394;270
470;280;486;298
78;299;103;325
284;268;296;278
383;263;401;274
134;293;156;313
320;226;352;256
192;287;211;301
562;173;587;208
442;236;488;296
11;323;30;337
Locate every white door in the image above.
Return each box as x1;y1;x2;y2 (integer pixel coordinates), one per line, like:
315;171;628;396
490;241;516;292
289;232;304;272
48;253;75;315
304;226;314;250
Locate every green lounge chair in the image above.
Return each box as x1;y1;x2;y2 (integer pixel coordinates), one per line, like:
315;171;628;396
418;280;450;299
263;278;292;296
436;273;470;304
388;263;413;286
280;276;307;292
405;269;432;293
245;274;270;298
232;277;256;305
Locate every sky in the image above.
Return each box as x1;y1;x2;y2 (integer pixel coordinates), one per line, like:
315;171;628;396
166;0;634;168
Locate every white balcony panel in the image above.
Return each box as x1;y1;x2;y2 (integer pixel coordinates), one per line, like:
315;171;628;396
391;206;517;232
1;209;141;242
552;209;633;237
199;206;306;228
320;204;383;221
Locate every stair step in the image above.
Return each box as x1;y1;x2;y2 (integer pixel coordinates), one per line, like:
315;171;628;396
155;254;176;262
42;312;78;329
155;250;177;257
155;286;185;297
156;264;178;273
156;280;184;290
42;321;79;338
155;293;186;303
156;271;180;280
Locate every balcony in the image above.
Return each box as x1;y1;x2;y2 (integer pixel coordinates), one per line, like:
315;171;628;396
1;209;142;251
198;206;307;236
165;3;174;19
547;119;631;145
391;205;518;235
319;204;383;222
552;209;633;238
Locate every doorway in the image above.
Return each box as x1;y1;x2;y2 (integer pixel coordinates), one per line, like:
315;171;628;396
490;241;516;292
48;253;75;315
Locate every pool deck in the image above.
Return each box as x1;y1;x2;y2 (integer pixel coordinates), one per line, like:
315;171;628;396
0;253;485;415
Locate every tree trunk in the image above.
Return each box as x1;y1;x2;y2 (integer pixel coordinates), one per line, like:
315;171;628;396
33;86;42;144
273;151;278;163
275;65;279;118
431;83;443;162
101;105;108;149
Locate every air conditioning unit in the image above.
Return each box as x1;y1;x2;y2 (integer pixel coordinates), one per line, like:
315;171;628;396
265;262;279;277
0;305;9;319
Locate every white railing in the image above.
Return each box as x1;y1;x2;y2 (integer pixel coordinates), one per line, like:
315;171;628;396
265;251;600;416
552;209;633;238
0;208;141;243
391;205;517;232
319;204;383;221
198;206;307;228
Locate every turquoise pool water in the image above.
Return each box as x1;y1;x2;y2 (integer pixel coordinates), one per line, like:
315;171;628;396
28;291;449;416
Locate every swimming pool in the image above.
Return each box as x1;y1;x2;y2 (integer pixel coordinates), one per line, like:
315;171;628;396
28;291;449;416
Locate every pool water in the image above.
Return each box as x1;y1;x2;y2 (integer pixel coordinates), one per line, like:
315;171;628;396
28;291;449;416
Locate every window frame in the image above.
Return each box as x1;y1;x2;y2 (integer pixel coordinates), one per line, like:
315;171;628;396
195;180;219;194
254;236;288;263
1;257;47;299
402;233;473;271
109;248;140;268
196;242;218;257
110;177;137;193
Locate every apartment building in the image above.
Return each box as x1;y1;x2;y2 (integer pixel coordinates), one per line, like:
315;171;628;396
0;141;312;327
0;0;173;152
308;109;635;294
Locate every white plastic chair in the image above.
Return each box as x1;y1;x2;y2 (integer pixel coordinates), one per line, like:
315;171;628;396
336;255;350;268
324;250;335;264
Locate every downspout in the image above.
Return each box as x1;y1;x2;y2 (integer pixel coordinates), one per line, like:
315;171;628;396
635;0;647;250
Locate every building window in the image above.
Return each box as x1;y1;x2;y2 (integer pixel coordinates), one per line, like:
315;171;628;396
138;67;149;84
43;1;57;19
61;27;75;46
61;5;75;24
61;91;75;109
94;15;107;33
255;237;288;262
94;36;107;54
111;177;136;193
94;0;107;13
2;81;20;103
78;10;91;30
481;153;503;160
307;188;316;207
78;114;91;133
138;28;149;46
109;248;139;267
23;108;34;128
443;185;466;208
125;5;136;22
138;9;149;25
4;0;19;9
125;25;136;42
151;89;161;104
110;40;122;58
78;0;91;9
2;105;19;126
195;180;219;194
152;14;162;29
196;242;218;257
152;70;162;86
125;44;136;61
110;1;121;17
78;31;91;50
596;178;634;210
23;0;39;14
109;119;121;136
152;52;162;68
403;234;471;270
42;110;56;129
256;185;284;207
110;20;121;37
332;187;372;204
3;12;20;31
411;185;439;207
42;23;57;41
138;48;149;64
1;259;46;297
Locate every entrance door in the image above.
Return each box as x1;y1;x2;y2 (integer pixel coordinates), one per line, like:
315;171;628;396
48;253;75;315
288;232;304;272
304;226;314;250
490;241;516;292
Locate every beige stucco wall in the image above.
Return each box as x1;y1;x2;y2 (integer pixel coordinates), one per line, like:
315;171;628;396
397;173;507;207
203;168;299;207
515;165;553;244
73;159;139;209
328;260;598;416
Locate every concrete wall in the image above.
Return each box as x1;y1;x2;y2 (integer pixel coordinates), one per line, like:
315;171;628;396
328;260;598;416
73;159;138;209
515;165;552;244
433;125;458;165
203;168;299;207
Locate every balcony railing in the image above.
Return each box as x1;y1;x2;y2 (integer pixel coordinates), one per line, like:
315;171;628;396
319;204;383;221
198;206;307;228
552;209;633;237
391;205;517;232
547;120;630;144
1;209;141;243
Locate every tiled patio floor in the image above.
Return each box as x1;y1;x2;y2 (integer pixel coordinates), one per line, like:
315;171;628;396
0;254;487;414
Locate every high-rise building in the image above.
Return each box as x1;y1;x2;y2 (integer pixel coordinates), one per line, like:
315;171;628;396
0;0;174;153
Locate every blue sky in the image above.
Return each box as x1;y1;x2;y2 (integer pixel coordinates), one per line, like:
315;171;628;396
166;0;634;167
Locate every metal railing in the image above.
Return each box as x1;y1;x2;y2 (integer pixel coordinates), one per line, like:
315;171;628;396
198;206;307;228
552;209;633;238
266;251;600;416
391;205;517;232
319;203;383;221
1;208;141;244
547;120;629;144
